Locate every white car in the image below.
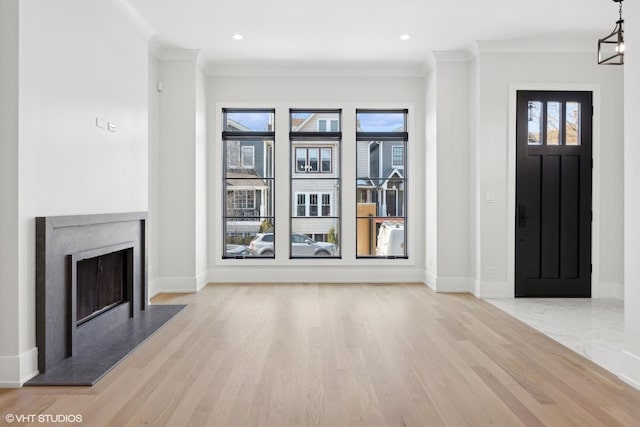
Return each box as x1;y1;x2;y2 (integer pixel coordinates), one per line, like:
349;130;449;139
376;222;405;256
249;233;337;256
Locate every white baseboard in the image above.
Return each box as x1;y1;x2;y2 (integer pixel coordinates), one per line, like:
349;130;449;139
471;281;620;300
422;272;474;293
475;281;512;299
432;276;473;293
151;267;425;295
208;266;425;284
425;271;437;291
150;276;201;295
619;350;640;390
595;282;624;300
0;347;38;388
196;271;208;291
473;279;481;297
148;278;161;299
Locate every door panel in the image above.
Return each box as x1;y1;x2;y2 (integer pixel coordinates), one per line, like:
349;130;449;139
541;154;560;279
560;155;580;279
515;91;592;297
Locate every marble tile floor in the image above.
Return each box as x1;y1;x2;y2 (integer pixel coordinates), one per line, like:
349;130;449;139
485;298;625;379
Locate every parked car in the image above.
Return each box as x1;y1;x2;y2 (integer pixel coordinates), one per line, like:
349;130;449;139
376;222;405;256
248;233;275;256
249;233;338;256
225;244;259;257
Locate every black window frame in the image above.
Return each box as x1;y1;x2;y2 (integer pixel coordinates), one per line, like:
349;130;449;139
289;109;342;259
356;109;408;259
222;108;276;259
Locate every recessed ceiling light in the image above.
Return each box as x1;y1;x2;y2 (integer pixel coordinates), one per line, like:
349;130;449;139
400;34;411;41
232;34;243;41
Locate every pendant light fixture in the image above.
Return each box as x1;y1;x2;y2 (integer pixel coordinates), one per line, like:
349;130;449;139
598;0;624;65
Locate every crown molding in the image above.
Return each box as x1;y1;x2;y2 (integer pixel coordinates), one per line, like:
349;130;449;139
203;60;429;78
475;33;594;54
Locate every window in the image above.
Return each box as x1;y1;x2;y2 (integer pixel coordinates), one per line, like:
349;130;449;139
318;119;339;132
230;190;255;210
220;106;407;261
295;192;332;217
242;146;255;168
290;110;341;258
295;147;332;173
227;143;255;169
527;100;582;146
356;110;408;258
392;146;404;168
322;194;331;216
222;109;275;258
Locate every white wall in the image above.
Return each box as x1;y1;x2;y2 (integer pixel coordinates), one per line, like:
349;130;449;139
425;69;438;285
469;57;481;292
473;51;624;298
155;59;197;292
427;57;472;292
207;74;426;282
152;52;209;295
195;67;208;287
148;53;160;286
0;0;149;387
0;0;21;386
623;0;640;388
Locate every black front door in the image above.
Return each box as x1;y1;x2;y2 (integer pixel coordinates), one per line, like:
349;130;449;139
386;190;397;216
515;91;592;297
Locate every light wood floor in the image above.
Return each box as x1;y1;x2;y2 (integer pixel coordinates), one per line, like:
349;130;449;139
2;283;640;426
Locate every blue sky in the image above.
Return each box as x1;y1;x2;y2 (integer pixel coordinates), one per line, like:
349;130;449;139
227;112;272;131
357;112;404;132
227;111;405;132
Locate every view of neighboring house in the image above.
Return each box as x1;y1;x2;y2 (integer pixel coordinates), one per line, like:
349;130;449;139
356;129;405;218
290;112;340;243
225;119;274;243
355;115;407;257
225;111;406;248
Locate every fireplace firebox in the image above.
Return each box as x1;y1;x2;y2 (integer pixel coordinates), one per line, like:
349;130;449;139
73;245;133;326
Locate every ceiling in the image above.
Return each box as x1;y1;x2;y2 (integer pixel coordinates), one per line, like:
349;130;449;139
116;0;619;72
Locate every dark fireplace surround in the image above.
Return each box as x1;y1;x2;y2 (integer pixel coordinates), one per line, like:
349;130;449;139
35;213;147;374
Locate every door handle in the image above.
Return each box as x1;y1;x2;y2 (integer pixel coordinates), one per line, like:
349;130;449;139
518;205;536;227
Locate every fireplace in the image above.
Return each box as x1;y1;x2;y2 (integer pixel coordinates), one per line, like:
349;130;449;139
30;212;184;386
33;213;146;371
